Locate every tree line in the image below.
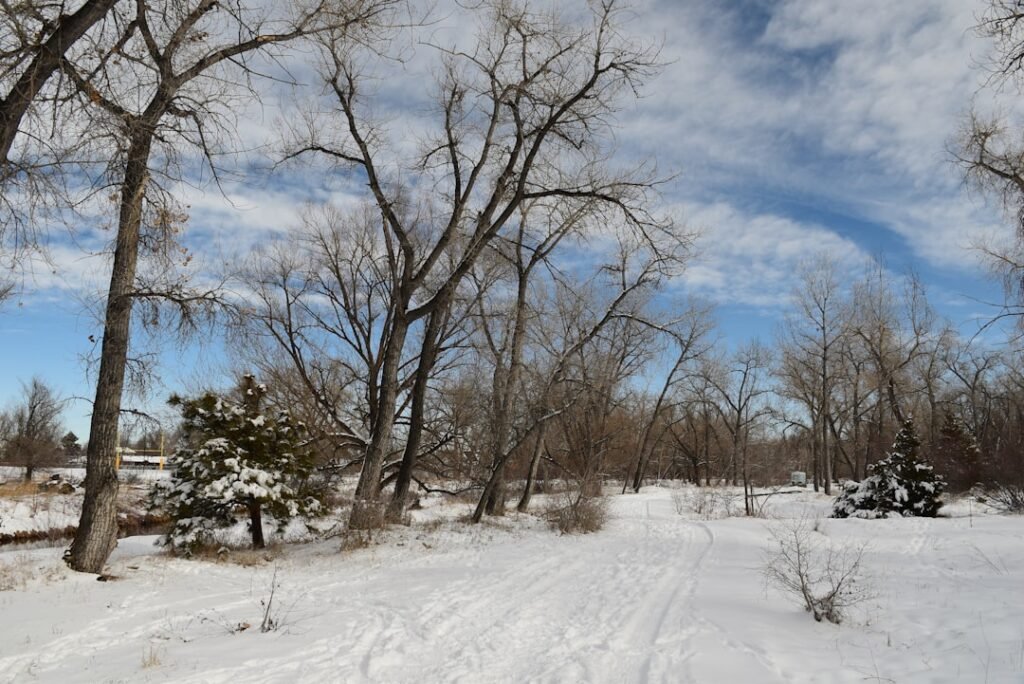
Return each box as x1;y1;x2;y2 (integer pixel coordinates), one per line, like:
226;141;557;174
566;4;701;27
2;0;1024;572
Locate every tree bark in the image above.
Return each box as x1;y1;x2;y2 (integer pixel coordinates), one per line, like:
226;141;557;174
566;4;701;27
67;131;152;573
352;314;408;521
388;301;448;519
249;499;265;549
516;427;547;513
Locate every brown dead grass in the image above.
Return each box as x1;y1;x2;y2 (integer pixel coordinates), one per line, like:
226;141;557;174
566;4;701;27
190;544;283;567
0;481;58;498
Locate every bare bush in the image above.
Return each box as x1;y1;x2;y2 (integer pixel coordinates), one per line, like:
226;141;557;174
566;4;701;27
763;517;872;624
987;483;1024;513
671;490;689;516
547;495;608;535
672;487;738;520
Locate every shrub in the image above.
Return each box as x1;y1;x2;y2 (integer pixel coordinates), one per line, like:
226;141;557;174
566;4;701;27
763;517;871;624
672;487;738;519
150;375;323;553
548;495;608;534
833;420;945;519
987;483;1024;513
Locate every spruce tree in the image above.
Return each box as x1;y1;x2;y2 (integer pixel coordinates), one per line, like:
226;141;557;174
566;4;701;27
833;420;946;518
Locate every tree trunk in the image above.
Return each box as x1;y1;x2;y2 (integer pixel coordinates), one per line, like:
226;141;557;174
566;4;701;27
517;428;546;513
389;301;448;520
67;131;152;573
742;445;751;516
249;499;265;550
352;314;409;524
485;478;507;516
23;464;33;482
481;276;531;517
887;377;905;425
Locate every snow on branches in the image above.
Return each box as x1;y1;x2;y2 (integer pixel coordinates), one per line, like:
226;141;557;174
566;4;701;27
151;375;322;552
833;420;946;519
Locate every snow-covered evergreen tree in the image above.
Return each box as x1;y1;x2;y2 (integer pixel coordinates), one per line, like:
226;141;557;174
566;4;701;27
833;420;945;518
151;375;322;552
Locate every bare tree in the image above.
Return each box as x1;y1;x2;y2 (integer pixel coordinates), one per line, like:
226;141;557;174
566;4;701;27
706;341;773;515
0;0;119;167
0;377;65;481
65;0;396;573
291;0;671;525
627;305;713;492
848;262;935;462
777;254;848;493
955;3;1024;326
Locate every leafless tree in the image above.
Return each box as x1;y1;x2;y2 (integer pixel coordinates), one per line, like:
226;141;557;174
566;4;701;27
848;263;935;459
626;304;713;492
289;0;672;526
777;254;848;493
0;1;120;280
65;0;397;573
705;341;773;515
954;3;1024;328
0;377;65;481
0;0;118;166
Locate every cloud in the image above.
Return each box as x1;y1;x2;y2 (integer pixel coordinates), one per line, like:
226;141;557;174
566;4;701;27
619;0;1007;274
675;201;870;309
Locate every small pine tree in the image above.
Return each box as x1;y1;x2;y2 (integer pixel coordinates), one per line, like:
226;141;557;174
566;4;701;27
833;420;946;518
934;410;983;492
151;375;322;552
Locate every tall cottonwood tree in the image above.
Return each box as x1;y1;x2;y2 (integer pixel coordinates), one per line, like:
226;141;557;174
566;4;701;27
777;254;847;493
0;0;119;167
291;0;672;525
706;341;773;515
957;2;1024;326
64;0;396;573
0;1;121;272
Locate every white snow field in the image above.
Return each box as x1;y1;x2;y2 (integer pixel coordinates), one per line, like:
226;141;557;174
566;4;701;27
1;486;1022;683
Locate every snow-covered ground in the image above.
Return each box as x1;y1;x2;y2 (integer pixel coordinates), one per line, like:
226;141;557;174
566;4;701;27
1;486;1022;683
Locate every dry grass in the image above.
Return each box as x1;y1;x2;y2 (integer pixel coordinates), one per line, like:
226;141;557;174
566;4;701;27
339;529;377;553
141;645;162;669
0;481;59;498
0;554;64;592
417;518;444;533
190;544;282;567
672;488;739;520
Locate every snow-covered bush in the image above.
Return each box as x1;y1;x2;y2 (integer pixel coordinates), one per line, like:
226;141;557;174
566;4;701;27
832;420;945;519
151;375;323;553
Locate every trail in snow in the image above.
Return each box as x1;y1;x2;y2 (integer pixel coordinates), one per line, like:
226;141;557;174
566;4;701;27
1;487;1023;683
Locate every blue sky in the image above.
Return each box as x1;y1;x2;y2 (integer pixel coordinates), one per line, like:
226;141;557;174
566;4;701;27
0;0;1015;441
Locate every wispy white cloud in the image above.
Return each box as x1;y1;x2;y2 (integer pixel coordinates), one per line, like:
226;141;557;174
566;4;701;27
674;201;870;308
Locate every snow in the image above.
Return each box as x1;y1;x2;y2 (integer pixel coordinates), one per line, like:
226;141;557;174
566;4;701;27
1;486;1023;683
